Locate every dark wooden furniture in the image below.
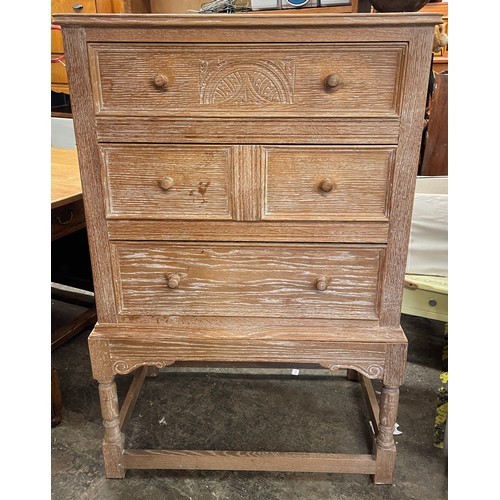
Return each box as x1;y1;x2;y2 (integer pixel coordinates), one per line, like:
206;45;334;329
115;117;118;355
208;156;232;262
420;72;448;176
51;148;85;240
51;148;97;426
56;12;440;483
51;148;97;349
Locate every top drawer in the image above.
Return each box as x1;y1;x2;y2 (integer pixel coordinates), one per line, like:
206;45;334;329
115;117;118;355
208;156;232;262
88;43;406;118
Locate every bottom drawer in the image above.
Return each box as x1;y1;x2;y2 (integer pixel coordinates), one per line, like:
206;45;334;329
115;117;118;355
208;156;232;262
111;242;384;320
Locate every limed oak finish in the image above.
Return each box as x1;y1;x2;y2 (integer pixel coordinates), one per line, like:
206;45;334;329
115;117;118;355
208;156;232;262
55;12;440;484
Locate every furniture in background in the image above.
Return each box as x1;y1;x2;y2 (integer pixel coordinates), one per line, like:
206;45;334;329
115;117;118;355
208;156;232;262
51;1;152;94
403;274;448;451
420;72;448;176
51;147;97;426
402;175;447;451
57;12;440;483
420;1;448;73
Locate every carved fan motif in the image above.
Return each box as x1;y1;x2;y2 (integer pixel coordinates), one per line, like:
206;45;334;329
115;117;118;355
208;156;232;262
200;60;296;105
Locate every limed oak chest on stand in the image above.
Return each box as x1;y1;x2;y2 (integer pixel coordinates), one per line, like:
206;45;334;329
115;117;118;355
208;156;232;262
55;12;440;484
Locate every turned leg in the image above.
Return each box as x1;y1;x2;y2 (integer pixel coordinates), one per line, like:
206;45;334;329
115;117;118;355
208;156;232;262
98;376;125;478
373;384;399;484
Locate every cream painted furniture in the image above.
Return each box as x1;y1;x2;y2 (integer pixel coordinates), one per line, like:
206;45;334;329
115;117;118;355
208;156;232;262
403;175;447;320
56;12;440;483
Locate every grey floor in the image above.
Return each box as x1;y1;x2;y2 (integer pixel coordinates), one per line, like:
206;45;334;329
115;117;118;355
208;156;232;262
51;301;448;499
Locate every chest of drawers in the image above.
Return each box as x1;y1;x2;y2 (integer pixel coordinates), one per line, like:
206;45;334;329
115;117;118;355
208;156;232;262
56;12;440;484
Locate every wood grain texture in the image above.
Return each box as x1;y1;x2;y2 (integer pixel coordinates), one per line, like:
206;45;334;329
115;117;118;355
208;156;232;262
91;319;407;343
360;374;380;435
54;13;442;29
88;324;389;377
107;219;390;243
377;27;436;327
51;148;82;208
98;379;125;478
88;42;406;118
60;26;118;322
95;117;400;144
383;343;408;386
110;242;384;320
57;13;438;482
101;144;232;220
123;450;377;473
87;322;406;381
101;144;396;222
119;366;148;431
231;145;263;221
373;384;399;483
263;146;395;221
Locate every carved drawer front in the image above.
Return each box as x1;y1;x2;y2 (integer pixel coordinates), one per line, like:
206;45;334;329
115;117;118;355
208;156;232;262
263;146;395;221
111;242;384;320
101;144;233;220
89;43;406;118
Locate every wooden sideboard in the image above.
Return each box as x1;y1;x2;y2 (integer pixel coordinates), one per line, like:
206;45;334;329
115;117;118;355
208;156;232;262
56;12;440;483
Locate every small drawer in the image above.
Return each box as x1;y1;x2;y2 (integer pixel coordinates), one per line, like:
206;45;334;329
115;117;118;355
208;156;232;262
89;42;406;118
111;242;384;320
51;199;86;240
402;285;448;322
101;144;233;220
263;146;395;221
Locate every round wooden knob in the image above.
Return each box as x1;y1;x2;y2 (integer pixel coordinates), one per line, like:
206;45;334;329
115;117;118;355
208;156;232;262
159;176;174;191
166;274;180;289
154;73;168;88
315;277;328;291
325;74;341;88
319;178;335;193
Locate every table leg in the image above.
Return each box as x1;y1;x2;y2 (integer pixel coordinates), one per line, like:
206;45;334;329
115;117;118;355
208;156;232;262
373;384;399;484
98;376;125;478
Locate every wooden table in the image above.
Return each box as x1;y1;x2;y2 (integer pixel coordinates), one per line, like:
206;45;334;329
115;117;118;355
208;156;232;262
51;147;97;426
51;148;86;240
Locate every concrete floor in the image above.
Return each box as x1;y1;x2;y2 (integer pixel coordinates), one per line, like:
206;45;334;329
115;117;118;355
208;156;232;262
51;302;447;499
